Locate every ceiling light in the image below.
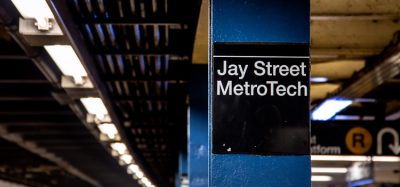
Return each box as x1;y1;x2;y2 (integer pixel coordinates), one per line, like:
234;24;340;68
311;175;332;182
98;123;118;140
128;164;140;174
120;154;133;165
312;167;348;173
310;77;328;83
80;97;108;120
334;115;375;121
350;179;374;187
135;170;144;179
386;109;400;121
110;142;127;155
11;0;55;30
333;115;360;120
312;98;352;121
371;156;400;162
311;155;400;162
141;177;151;186
11;0;54;19
44;45;87;84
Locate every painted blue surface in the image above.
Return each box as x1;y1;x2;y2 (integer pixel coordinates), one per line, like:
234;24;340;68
212;0;310;43
210;0;310;186
189;65;209;187
179;152;188;175
176;147;188;187
211;155;310;187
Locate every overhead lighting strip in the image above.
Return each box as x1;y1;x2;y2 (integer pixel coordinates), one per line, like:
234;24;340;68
311;167;348;174
312;97;353;121
311;155;400;162
11;1;156;186
80;97;156;187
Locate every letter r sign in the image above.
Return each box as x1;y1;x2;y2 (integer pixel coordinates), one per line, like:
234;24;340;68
345;127;372;154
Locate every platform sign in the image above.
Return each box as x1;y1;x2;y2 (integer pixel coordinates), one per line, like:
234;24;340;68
212;43;310;155
311;121;400;156
210;0;310;186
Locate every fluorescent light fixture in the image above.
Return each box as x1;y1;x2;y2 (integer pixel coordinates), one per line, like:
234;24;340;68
310;77;329;83
312;167;348;173
334;115;360;121
372;156;400;162
311;175;332;182
312;98;352;121
386;109;400;121
11;0;54;28
128;164;140;174
141;177;152;187
110;142;127;155
311;155;400;162
44;45;87;84
350;179;374;187
333;115;375;121
80;97;108;120
98;123;118;140
11;0;54;18
353;98;376;103
120;154;133;165
135;170;144;179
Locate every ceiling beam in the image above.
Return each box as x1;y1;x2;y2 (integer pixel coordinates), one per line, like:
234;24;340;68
0;96;54;101
0;126;100;187
0;80;48;84
312;13;400;21
311;48;381;63
47;0;157;184
0;55;30;60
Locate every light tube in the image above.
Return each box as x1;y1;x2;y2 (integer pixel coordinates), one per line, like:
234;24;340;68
44;45;87;84
311;175;332;182
80;97;108;120
312;98;352;121
311;167;348;173
98;123;118;140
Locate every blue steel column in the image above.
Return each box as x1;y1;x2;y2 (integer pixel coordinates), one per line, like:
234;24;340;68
209;0;310;187
188;65;209;187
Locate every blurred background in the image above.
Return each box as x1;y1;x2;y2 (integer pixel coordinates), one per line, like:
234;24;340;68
0;0;399;187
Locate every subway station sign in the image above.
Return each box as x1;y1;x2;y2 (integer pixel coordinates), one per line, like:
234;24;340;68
311;121;400;156
212;43;310;155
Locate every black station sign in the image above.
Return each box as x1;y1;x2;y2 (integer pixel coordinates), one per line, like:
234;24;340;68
312;121;400;156
212;43;310;155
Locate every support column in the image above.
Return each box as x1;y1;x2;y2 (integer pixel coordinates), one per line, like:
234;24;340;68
188;65;209;187
209;0;311;186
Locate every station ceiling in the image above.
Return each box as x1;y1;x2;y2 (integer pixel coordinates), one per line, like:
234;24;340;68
0;0;399;187
0;0;201;186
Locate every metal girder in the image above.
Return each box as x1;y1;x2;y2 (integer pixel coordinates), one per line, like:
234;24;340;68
311;14;400;21
0;126;100;186
80;18;189;25
311;0;400;15
0;122;82;127
311;48;381;63
3;27;60;86
0;80;49;84
105;77;189;81
92;50;191;56
311;19;400;49
335;39;400;98
6;125;85;133
0;111;71;115
0;55;29;60
0;96;53;101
